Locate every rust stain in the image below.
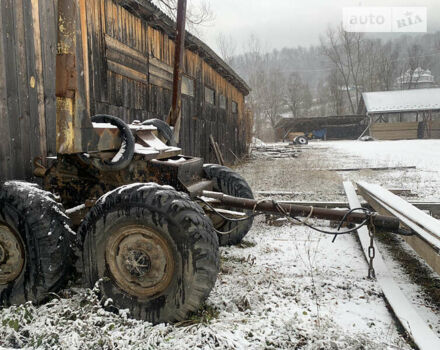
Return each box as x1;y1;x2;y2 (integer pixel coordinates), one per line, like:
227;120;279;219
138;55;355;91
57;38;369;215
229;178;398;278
29;76;35;88
79;0;90;115
56;97;75;153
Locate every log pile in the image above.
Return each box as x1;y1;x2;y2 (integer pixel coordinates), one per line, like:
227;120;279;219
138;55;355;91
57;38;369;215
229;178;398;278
251;144;301;159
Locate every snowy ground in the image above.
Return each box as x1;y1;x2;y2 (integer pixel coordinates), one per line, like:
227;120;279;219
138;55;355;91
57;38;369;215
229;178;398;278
1;140;439;349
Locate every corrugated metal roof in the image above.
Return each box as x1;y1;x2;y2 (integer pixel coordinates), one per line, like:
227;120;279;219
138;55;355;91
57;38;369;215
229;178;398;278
362;88;440;114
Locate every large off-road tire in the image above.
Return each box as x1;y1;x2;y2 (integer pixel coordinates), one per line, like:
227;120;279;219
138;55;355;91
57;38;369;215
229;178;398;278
203;164;254;246
0;181;73;306
88;114;136;171
142;118;175;145
79;183;219;324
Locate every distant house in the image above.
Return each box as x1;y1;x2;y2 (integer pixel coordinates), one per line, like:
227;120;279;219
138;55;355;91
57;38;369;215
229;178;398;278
357;88;440;140
395;67;437;90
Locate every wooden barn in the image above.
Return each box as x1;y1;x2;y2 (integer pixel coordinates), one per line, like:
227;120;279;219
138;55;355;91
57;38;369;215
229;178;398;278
0;0;252;182
358;89;440;140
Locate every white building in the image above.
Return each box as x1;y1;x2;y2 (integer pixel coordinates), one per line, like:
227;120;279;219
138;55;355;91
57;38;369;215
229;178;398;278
395;67;436;89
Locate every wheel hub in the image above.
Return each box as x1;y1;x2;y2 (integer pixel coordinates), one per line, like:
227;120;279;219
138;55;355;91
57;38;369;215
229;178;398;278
123;249;152;278
0;223;25;285
106;225;174;298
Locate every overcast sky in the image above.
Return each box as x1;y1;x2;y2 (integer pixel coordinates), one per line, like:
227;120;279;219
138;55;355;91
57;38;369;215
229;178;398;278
198;0;440;54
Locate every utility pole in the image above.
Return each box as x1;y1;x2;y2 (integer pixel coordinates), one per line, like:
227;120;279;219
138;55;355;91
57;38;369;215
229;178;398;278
167;0;187;144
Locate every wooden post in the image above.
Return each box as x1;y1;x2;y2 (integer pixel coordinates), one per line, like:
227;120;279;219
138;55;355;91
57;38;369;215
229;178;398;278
210;134;224;165
167;0;187;145
56;0;97;154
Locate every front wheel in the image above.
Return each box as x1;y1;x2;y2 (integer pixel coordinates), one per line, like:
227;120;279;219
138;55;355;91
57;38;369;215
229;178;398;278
79;183;219;324
0;181;73;306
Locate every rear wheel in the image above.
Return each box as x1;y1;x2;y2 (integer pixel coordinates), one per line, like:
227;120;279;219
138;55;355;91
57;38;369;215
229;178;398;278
142;118;174;145
294;135;308;145
203;164;254;246
79;183;219;324
0;181;73;306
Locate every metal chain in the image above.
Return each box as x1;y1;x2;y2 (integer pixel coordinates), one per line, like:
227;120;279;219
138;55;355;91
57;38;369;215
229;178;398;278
367;215;376;279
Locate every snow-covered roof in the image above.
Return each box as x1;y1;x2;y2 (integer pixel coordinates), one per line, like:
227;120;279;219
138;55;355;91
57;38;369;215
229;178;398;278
361;88;440;114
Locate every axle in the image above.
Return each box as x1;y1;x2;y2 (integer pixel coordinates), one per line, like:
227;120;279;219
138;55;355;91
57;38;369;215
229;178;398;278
202;191;411;235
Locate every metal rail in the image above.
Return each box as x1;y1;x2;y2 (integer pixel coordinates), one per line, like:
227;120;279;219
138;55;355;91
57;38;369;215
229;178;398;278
344;181;440;349
357;181;440;275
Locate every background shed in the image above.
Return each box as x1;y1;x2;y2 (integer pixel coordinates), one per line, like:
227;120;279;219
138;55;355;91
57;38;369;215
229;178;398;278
358;89;440;140
275;115;367;141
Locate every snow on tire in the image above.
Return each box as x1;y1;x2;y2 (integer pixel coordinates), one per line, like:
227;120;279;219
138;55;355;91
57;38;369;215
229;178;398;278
79;183;219;324
141;118;174;145
0;181;73;306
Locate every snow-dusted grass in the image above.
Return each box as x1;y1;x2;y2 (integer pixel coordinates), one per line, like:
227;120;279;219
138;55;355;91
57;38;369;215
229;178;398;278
317;139;440;201
0;220;409;349
320;139;440;172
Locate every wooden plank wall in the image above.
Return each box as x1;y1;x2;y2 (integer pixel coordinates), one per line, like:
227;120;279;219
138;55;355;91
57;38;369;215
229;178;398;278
90;0;248;164
370;120;440;140
370;122;419;140
0;0;57;181
428;120;440;139
1;0;250;181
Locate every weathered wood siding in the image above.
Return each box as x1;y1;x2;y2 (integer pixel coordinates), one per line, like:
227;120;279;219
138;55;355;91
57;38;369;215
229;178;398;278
0;0;57;181
88;0;249;164
0;0;250;181
370;120;440;140
370;122;419;140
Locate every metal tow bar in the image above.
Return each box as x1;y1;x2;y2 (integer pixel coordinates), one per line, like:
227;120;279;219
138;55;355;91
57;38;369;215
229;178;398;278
202;191;412;235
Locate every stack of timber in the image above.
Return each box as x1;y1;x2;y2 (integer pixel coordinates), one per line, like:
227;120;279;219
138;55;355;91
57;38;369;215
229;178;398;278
370;122;419;140
251;144;301;159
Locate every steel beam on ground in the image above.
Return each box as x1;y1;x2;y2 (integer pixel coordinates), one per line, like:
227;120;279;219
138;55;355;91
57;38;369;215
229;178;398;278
357;181;440;275
344;181;440;350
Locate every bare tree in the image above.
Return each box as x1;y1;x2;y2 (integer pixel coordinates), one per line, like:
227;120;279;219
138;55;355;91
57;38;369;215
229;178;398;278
327;69;344;115
302;83;313;116
316;79;329;116
284;73;304;118
216;33;237;65
261;68;285;129
375;41;399;91
320;25;365;114
151;0;214;32
235;35;269;138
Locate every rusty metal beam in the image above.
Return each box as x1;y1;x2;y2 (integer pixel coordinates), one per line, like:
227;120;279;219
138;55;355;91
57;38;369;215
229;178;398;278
202;191;406;234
